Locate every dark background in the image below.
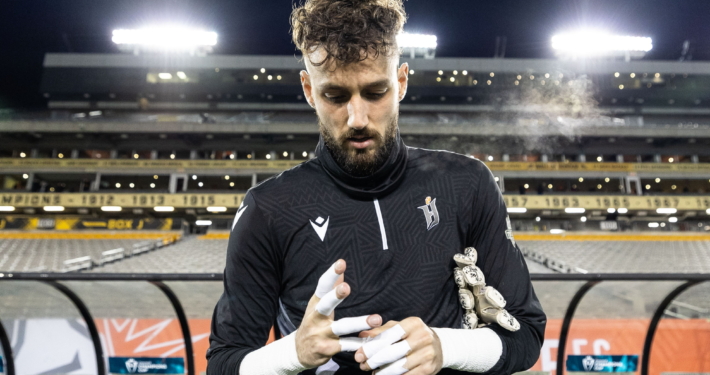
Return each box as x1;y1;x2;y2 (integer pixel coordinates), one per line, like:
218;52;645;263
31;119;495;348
2;0;710;108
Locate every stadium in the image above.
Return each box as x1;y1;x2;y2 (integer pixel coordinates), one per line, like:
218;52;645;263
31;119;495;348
0;1;709;375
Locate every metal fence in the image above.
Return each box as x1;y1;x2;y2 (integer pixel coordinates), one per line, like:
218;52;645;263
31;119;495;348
0;272;708;375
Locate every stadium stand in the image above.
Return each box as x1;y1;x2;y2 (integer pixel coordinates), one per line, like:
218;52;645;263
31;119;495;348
90;235;227;273
88;232;554;274
518;238;710;273
0;232;181;272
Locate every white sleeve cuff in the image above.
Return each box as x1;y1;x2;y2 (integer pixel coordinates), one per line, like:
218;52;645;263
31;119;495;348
239;332;306;375
431;327;503;373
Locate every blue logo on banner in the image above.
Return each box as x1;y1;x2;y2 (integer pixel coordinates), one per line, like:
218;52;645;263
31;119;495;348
0;355;4;373
109;357;184;374
567;355;638;372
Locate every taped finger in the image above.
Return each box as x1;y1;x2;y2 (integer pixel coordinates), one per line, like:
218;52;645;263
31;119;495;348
331;315;373;336
367;340;411;370
339;337;367;352
362;324;407;359
315;288;344;316
375;357;408;375
315;263;341;298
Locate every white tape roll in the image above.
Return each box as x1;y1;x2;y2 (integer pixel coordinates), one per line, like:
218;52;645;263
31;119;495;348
375;357;408;375
315;288;344;316
339;337;367;352
367;340;411;370
315;263;340;298
331;315;373;336
362;324;406;359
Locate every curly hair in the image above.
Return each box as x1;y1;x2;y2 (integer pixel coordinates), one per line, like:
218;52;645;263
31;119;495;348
291;0;407;68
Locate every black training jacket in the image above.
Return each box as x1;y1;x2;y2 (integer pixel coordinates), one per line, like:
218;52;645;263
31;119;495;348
207;133;546;375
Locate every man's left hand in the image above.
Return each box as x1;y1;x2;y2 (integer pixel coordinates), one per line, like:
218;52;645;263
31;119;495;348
354;317;444;375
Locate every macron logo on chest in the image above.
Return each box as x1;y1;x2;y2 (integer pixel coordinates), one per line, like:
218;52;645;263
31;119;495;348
310;216;330;241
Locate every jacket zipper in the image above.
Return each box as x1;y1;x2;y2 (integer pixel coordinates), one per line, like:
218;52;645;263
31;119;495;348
373;199;389;250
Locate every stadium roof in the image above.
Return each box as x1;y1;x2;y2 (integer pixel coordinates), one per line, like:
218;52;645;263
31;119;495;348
44;53;710;76
5;0;710;108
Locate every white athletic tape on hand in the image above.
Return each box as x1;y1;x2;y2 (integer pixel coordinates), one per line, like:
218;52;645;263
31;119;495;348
315;288;344;316
366;340;411;370
362;324;406;359
339;337;367;352
375;357;408;375
331;315;373;336
315;263;340;298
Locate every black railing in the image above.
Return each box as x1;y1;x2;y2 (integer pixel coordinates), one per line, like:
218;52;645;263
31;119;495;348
0;272;708;375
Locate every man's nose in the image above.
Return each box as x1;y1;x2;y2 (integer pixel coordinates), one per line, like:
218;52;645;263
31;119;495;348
346;96;369;130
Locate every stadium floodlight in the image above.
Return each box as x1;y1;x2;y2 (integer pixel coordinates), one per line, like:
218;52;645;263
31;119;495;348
648;222;660;228
564;208;586;214
656;208;677;214
397;33;437;59
551;30;652;60
669;217;678;223
101;206;122;212
43;206;65;212
154;206;175;212
158;72;173;80
707;208;710;215
617;208;628;214
507;207;527;213
0;206;15;212
196;220;213;226
112;27;218;55
550;229;565;234
397;33;437;49
206;206;227;213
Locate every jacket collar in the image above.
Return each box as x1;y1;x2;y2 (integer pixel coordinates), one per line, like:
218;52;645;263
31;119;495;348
315;131;408;199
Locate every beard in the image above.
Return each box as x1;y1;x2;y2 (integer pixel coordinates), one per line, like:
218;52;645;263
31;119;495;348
320;113;398;177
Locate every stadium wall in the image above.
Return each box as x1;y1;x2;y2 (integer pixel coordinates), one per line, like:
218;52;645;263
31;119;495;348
5;317;708;375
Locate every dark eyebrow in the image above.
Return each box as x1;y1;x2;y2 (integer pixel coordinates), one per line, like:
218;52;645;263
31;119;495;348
319;79;390;91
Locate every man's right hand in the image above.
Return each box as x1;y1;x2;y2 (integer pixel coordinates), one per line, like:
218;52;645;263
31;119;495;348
295;259;382;368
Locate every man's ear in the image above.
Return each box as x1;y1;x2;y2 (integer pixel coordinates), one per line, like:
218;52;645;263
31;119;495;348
300;70;315;108
397;62;409;102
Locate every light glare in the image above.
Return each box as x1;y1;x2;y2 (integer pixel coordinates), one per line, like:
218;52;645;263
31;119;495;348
112;27;218;48
507;207;527;213
551;30;652;55
396;33;437;49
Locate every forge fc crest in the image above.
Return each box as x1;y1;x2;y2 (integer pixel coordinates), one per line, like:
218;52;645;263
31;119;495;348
417;196;440;231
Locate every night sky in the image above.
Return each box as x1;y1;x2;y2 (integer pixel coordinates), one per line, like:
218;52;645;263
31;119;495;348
2;0;710;108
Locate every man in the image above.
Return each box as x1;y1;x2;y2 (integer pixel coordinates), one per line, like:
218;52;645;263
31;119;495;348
207;0;546;374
